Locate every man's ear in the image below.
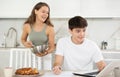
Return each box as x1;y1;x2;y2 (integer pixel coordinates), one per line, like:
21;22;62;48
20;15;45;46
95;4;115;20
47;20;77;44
69;29;72;34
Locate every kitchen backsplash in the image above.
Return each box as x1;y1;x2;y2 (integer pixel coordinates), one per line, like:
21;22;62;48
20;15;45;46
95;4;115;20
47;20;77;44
0;18;120;50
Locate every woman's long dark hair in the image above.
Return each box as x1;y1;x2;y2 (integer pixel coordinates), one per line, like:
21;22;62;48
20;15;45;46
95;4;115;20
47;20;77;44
24;2;53;27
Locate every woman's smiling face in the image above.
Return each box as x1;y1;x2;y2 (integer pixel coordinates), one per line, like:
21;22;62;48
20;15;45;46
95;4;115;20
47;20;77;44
35;6;49;22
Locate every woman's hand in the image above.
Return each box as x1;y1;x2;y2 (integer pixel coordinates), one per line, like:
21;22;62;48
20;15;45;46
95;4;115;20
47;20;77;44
24;41;33;48
35;50;48;57
53;66;62;75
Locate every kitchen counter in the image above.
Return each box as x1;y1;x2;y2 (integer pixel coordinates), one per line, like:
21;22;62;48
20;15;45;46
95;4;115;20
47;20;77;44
101;49;120;52
0;47;120;51
0;47;27;50
41;71;74;77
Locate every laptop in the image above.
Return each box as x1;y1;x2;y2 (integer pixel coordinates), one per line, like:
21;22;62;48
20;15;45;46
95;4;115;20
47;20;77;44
73;60;120;77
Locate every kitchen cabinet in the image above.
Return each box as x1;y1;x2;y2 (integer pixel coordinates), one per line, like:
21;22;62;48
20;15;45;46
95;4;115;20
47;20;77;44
0;0;39;18
48;0;80;18
0;49;10;69
1;0;120;18
80;0;120;18
0;0;80;18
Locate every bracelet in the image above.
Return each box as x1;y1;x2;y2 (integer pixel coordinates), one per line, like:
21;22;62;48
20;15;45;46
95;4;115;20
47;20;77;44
58;66;62;70
44;51;48;55
53;66;62;70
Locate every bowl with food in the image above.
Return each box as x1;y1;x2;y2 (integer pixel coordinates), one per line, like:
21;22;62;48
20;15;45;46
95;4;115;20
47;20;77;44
30;45;48;54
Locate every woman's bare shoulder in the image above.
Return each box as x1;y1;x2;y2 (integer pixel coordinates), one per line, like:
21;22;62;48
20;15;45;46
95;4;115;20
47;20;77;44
23;23;31;33
23;23;31;28
47;25;54;31
46;25;54;34
47;25;54;29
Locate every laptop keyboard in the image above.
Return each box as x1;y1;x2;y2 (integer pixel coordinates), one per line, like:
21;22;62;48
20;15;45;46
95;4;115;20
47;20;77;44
73;71;99;77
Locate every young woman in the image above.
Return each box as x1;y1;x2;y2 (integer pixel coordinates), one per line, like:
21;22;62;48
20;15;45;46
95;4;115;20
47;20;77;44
21;2;55;57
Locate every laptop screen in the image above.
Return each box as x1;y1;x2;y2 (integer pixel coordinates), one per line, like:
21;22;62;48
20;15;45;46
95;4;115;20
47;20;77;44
96;60;120;77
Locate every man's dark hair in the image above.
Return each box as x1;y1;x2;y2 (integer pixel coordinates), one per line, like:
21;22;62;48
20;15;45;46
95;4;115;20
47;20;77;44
68;16;88;30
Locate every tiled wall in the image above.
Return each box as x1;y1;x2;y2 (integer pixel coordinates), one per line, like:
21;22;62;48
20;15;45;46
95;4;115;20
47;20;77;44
0;18;120;50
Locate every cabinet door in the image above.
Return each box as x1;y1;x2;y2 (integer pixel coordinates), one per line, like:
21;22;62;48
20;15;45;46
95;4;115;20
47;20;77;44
80;0;120;17
48;0;80;18
0;50;10;68
0;0;80;18
0;0;37;18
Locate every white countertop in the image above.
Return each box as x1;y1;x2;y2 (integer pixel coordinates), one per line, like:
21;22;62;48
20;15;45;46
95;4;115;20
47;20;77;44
101;49;120;52
0;48;120;52
0;70;114;77
0;70;78;77
42;71;74;77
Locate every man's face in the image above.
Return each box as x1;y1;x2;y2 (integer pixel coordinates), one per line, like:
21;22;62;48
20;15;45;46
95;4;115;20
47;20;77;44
69;27;86;44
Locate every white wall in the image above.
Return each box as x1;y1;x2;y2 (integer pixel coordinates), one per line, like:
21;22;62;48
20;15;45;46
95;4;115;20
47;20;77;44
0;18;120;50
86;18;120;50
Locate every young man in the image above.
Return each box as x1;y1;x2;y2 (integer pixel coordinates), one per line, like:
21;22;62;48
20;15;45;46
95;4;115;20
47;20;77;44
53;16;106;75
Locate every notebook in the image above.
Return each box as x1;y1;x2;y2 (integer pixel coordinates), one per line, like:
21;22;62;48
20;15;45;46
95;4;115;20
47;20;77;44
73;60;120;77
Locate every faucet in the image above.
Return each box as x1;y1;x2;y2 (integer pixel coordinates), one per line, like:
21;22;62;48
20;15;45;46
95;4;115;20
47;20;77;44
6;27;19;47
101;41;108;50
